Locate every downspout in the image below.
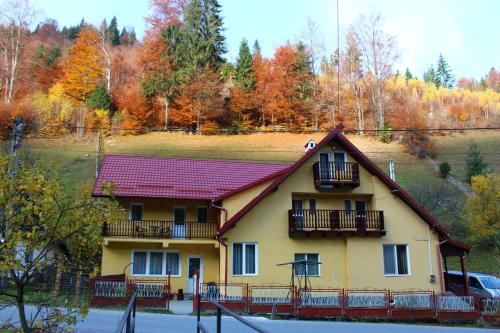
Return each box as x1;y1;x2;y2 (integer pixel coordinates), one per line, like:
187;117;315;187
211;200;228;288
437;238;449;294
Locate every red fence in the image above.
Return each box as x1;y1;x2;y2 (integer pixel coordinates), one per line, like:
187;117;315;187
89;275;171;309
194;284;499;324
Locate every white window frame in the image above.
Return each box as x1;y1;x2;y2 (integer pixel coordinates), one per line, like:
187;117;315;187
294;253;321;277
130;250;181;277
129;202;144;221
232;242;258;276
196;205;209;223
382;244;411;277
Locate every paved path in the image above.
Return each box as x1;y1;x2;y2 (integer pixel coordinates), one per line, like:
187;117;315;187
1;306;497;333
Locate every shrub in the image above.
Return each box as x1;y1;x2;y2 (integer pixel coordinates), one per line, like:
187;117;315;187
439;162;451;178
378;123;392;143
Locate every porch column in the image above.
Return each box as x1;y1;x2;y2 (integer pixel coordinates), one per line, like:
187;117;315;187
459;255;470;295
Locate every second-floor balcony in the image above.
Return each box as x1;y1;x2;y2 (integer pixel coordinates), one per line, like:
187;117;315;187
313;162;360;190
102;220;218;240
288;209;385;237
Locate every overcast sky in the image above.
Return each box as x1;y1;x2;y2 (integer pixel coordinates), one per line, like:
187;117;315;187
34;0;499;79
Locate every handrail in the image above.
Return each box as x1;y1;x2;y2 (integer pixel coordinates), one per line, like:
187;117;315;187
115;292;137;333
288;209;385;232
197;294;270;333
103;220;218;239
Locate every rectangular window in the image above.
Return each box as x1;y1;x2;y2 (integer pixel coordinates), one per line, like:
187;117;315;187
197;207;208;223
344;199;352;214
131;251;180;276
233;243;257;276
149;252;163;275
132;251;147;275
383;244;410;276
130;203;143;221
165;252;180;276
294;253;320;276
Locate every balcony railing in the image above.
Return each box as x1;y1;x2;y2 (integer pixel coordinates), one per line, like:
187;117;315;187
102;220;218;240
288;209;385;237
312;162;360;190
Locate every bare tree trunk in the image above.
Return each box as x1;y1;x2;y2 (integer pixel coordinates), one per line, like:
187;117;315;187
355;86;364;135
164;98;169;130
53;261;63;297
17;290;31;333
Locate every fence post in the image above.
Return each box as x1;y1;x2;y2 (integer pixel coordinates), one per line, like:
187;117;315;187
216;307;222;333
196;292;201;333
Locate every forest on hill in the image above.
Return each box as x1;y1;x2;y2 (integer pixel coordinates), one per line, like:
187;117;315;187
0;0;499;140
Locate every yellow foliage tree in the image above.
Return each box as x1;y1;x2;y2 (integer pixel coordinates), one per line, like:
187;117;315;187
31;83;73;136
466;173;500;256
60;27;103;101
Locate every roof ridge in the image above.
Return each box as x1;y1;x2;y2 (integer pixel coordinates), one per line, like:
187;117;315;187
103;154;290;166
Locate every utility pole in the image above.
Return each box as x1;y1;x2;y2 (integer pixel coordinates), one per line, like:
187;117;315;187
10;116;25;175
95;131;103;177
1;116;24;243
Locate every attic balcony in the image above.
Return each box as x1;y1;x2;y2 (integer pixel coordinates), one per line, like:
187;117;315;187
288;209;385;238
313;162;360;190
102;220;218;240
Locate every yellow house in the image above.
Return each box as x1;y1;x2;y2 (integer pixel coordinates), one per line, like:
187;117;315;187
92;129;470;295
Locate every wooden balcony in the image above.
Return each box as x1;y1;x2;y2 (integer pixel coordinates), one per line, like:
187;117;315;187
313;162;360;190
288;209;385;237
102;220;218;240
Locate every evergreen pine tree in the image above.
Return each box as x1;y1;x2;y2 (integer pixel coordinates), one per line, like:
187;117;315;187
87;84;111;110
253;39;261;55
465;142;488;184
423;66;438;87
436;54;454;88
295;41;314;100
235;39;255;90
405;68;413;81
183;0;226;72
108;16;120;46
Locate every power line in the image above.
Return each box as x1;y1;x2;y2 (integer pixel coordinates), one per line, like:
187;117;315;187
2;123;500;133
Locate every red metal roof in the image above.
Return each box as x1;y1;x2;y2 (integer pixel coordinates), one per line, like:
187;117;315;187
92;155;289;200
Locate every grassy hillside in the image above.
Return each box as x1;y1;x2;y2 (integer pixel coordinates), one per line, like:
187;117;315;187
430;131;500;181
11;131;498;274
17;132;446;192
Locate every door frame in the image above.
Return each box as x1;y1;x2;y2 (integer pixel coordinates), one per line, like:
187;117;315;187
173;206;186;238
187;256;203;294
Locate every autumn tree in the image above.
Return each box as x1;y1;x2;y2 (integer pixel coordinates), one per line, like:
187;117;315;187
350;13;398;129
0;0;39;103
343;30;364;133
0;159;121;332
60;26;103;135
466;173;499;256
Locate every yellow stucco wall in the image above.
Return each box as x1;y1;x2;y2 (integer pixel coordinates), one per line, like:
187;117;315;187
101;240;220;292
220;140;443;292
101;139;443;293
118;197;218;222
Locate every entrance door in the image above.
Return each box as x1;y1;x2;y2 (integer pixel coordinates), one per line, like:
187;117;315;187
355;201;367;230
187;257;202;294
319;152;332;179
292;199;304;229
333;152;346;174
173;207;186;238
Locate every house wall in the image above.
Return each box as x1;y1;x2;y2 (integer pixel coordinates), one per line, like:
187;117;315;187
221;142;443;292
101;241;220;292
117;197;217;222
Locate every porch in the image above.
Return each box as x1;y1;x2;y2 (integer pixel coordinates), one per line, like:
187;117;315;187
102;220;218;240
